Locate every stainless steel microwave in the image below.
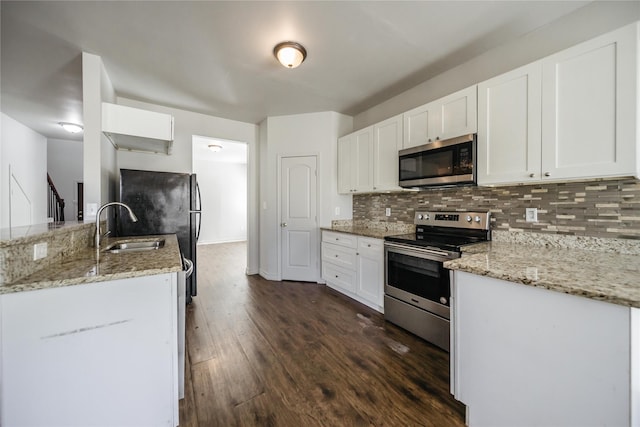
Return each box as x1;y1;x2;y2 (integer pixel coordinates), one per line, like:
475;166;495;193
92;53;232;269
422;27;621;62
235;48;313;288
398;134;476;188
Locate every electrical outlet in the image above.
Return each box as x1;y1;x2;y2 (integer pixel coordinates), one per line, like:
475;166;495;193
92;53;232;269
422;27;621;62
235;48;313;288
33;242;47;260
525;208;538;222
385;207;391;217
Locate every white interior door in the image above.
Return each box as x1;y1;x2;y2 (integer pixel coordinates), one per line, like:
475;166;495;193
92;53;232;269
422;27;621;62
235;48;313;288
280;156;318;282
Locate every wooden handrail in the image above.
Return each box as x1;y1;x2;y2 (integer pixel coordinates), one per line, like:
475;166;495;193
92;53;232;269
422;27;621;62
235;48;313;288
47;173;65;222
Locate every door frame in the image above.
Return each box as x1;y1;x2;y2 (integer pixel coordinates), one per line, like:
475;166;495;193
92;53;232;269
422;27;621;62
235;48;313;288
276;153;321;282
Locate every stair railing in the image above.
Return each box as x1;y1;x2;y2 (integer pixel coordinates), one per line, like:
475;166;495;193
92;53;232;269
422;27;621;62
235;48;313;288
47;173;65;222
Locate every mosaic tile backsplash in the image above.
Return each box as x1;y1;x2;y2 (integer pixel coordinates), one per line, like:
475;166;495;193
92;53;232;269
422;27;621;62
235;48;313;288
353;178;640;239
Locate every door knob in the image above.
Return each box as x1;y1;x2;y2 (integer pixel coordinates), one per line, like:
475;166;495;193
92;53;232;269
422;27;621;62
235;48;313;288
280;222;287;227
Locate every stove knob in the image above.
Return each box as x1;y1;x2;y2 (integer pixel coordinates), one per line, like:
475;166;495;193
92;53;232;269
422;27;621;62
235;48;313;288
474;215;481;223
425;214;430;220
417;214;423;220
466;215;472;223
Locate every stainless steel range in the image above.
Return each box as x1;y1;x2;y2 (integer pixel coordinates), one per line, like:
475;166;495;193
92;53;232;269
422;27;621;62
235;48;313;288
384;211;490;351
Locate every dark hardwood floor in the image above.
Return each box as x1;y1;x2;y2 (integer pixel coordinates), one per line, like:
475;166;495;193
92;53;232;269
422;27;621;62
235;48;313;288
179;242;465;426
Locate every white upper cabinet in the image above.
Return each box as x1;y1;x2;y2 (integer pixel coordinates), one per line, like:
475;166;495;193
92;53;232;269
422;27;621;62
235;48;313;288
477;62;542;185
102;103;174;154
373;114;402;191
478;22;638;185
541;23;637;181
337;127;374;194
403;85;477;149
338;115;402;194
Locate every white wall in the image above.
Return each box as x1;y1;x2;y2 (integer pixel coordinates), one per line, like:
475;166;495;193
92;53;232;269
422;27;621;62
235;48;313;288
258;111;353;281
353;1;640;130
47;138;83;222
82;52;116;220
195;161;247;244
0;113;48;228
114;98;260;274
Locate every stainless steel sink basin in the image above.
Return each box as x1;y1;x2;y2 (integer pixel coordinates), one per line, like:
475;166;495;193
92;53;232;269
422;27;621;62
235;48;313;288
103;239;165;253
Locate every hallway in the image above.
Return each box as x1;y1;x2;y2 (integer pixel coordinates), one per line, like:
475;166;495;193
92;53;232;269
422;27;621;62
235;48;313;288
178;242;465;426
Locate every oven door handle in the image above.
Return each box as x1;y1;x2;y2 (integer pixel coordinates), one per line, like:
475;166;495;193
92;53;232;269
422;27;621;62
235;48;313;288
384;242;453;261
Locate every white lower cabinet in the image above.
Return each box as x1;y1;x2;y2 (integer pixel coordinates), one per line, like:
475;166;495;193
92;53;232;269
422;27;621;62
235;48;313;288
321;230;384;313
0;273;179;427
450;271;638;426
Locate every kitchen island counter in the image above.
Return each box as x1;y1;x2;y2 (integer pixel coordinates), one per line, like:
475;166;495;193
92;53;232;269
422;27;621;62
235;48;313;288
0;234;183;295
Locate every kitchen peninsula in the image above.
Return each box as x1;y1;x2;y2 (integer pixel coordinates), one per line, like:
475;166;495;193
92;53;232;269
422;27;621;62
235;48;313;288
0;222;184;427
445;232;640;427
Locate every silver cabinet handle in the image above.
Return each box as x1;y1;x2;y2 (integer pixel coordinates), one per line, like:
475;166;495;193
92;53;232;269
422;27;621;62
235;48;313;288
529;173;535;178
280;222;287;227
436;136;440;140
544;172;551;177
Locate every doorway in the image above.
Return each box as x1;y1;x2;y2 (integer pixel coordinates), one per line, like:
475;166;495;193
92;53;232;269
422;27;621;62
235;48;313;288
192;136;248;245
279;155;318;282
76;182;84;220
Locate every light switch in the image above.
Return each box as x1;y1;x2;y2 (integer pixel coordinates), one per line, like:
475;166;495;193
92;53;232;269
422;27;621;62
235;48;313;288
385;207;391;217
86;203;98;217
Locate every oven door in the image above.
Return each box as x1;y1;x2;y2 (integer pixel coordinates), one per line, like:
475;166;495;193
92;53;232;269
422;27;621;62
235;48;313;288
384;243;451;319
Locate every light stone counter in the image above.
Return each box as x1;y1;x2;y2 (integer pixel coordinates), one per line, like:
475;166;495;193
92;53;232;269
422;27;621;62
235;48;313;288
445;240;640;308
0;234;183;295
324;220;415;239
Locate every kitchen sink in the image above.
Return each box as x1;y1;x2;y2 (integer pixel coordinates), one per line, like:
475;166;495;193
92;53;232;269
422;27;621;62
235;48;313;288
103;239;165;253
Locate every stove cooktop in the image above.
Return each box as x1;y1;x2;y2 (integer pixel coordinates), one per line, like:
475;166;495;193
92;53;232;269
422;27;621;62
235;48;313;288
384;232;485;252
384;210;491;251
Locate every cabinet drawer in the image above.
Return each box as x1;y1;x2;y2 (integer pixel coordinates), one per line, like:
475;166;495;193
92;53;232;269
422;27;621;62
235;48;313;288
322;242;357;269
358;237;383;254
322;263;357;294
322;231;357;249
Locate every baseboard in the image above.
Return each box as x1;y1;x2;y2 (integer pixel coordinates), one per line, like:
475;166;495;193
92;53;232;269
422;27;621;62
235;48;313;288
259;269;280;281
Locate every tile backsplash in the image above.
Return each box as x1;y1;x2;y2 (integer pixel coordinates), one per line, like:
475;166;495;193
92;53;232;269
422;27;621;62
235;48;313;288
353;178;640;239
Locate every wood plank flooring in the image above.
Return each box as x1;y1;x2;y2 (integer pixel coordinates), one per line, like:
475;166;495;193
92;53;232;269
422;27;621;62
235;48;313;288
179;242;465;426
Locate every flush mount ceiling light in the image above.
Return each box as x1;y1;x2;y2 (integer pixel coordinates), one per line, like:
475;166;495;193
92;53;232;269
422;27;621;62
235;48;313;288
208;144;223;152
59;122;83;133
273;41;307;69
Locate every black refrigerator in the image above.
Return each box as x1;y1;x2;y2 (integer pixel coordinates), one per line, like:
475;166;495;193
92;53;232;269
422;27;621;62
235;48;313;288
117;169;201;303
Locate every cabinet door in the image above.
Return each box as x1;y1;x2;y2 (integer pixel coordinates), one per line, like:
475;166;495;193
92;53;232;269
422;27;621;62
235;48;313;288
337;135;352;194
1;275;177;427
541;23;637;181
356;238;384;309
477;63;542;185
403;103;432;149
373;114;402;191
351;127;374;192
431;85;478;141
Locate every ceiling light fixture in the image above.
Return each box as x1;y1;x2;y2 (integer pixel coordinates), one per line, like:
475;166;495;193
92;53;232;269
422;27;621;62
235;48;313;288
208;144;223;152
59;122;83;133
273;41;307;69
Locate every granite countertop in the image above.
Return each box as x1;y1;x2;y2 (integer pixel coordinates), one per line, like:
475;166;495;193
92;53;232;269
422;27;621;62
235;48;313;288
322;220;415;239
445;241;640;308
0;234;183;295
321;226;405;239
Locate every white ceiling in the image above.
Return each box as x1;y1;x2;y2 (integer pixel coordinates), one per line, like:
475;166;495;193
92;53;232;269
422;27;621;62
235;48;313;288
1;1;592;142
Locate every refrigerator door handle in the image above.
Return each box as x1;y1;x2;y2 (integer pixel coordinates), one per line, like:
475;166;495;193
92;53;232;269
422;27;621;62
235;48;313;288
195;211;202;242
196;182;202;211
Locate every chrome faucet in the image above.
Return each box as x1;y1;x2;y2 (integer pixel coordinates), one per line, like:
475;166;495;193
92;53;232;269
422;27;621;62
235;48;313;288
95;202;138;249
